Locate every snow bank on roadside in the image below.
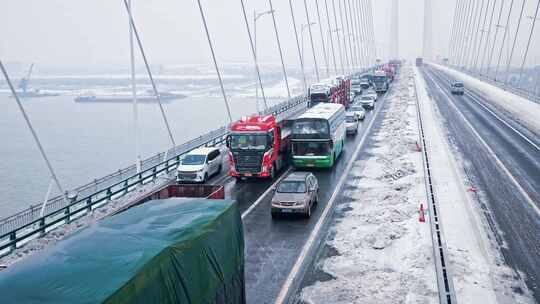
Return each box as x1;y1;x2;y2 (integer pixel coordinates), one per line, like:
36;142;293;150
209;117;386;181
414;67;534;304
431;63;540;135
300;67;439;303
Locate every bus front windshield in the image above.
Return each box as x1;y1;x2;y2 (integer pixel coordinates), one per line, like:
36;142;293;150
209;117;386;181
230;133;268;150
293;141;331;156
373;76;386;83
293;119;330;137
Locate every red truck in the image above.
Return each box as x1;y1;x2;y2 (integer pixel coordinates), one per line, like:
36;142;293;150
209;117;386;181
226;115;291;180
382;65;395;83
309;76;351;108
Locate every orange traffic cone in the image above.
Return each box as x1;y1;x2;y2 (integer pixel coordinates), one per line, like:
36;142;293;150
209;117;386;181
419;204;426;223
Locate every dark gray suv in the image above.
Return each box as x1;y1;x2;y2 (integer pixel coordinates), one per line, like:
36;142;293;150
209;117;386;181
271;172;319;218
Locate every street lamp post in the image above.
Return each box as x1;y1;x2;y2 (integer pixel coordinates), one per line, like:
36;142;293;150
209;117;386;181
254;9;275;113
301;22;316;87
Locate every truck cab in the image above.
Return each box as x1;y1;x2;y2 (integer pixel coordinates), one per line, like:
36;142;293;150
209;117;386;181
309;83;331;105
372;70;388;93
227;115;291;180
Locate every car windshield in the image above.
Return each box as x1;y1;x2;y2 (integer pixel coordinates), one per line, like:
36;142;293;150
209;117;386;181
352;80;361;85
230;134;267;150
277;180;307;193
453;83;463;87
361;96;372;101
182;154;206;165
350;106;364;112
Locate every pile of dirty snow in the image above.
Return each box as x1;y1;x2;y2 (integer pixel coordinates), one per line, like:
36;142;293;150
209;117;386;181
300;66;439;304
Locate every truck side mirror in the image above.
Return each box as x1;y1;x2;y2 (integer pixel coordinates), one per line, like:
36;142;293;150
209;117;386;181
225;135;231;148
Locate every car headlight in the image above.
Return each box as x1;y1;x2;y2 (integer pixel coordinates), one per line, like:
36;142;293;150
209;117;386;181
295;201;304;206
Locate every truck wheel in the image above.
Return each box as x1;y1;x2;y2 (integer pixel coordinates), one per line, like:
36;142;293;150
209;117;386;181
270;165;276;180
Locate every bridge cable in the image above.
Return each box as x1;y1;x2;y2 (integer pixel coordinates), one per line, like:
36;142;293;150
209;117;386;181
485;0;506;75
494;0;516;81
303;0;320;82
504;0;527;85
324;0;339;75
352;0;363;70
331;0;346;75
344;0;355;71
474;0;492;70
268;0;292;101
121;0;176;149
356;0;367;69
453;0;468;66
467;0;485;69
337;0;351;74
315;0;331;77
368;0;377;62
288;0;309;94
448;0;463;65
516;0;539;88
127;0;141;174
459;0;477;67
479;0;498;74
0;60;67;201
349;0;361;70
195;0;233;123
343;0;356;72
238;0;268;110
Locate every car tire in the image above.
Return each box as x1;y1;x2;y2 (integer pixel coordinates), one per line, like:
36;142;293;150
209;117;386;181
270;165;276;180
203;173;208;183
217;164;222;174
305;205;312;219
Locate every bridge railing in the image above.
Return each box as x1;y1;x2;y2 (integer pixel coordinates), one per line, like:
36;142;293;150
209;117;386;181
0;95;308;256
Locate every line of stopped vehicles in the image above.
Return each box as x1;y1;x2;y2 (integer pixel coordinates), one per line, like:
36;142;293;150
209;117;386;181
177;61;401;219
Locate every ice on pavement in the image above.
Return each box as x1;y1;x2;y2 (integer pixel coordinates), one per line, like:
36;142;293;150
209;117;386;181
300;66;439;304
431;63;540;136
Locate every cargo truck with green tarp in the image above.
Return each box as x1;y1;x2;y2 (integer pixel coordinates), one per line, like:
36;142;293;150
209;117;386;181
0;197;245;304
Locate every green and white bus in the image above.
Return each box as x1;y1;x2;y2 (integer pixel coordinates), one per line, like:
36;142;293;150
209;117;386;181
291;103;346;168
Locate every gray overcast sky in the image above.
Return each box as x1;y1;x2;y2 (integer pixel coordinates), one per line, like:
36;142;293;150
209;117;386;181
1;0;458;69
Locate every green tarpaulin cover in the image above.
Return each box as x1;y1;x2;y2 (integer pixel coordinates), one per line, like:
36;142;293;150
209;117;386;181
0;198;245;304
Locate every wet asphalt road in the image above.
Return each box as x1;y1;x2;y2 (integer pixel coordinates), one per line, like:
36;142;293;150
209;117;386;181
422;66;540;302
201;89;392;303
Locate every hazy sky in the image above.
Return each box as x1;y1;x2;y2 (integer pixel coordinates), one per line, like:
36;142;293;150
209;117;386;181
0;0;495;70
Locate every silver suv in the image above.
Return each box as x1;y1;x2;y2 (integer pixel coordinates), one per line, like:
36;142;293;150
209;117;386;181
450;82;464;95
271;172;319;218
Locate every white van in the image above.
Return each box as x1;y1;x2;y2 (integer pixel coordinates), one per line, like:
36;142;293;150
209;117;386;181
177;147;223;183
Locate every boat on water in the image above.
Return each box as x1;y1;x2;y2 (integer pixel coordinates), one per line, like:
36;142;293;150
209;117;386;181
74;91;186;103
10;63;59;98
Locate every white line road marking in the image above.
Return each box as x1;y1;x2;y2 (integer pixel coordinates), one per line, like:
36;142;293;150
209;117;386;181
241;168;292;219
432;69;540;151
274;85;389;304
424;70;540;216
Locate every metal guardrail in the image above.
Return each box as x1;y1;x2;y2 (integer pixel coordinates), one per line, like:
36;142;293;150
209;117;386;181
0;95;308;255
445;65;540;104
